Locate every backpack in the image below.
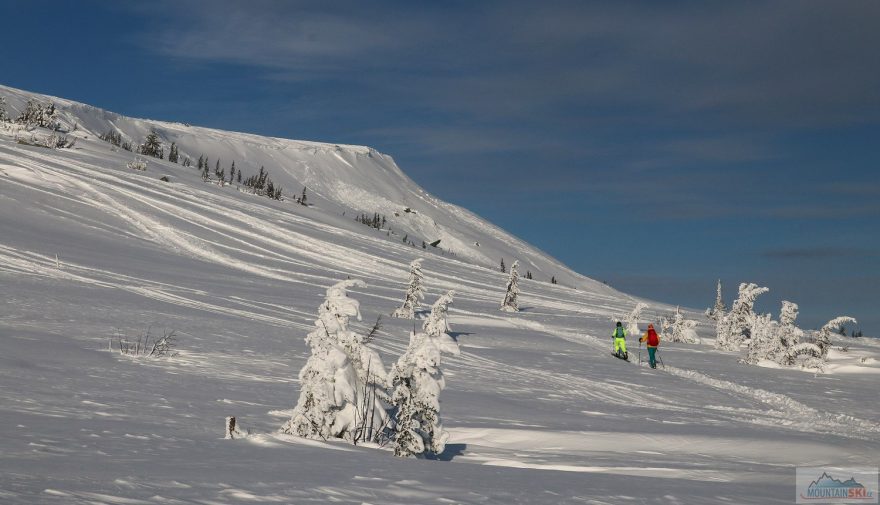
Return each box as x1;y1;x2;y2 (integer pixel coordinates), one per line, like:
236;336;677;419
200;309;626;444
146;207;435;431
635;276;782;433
614;326;625;339
647;329;660;347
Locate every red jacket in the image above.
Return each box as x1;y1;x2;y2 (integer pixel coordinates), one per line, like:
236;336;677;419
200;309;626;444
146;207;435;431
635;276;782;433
641;328;660;347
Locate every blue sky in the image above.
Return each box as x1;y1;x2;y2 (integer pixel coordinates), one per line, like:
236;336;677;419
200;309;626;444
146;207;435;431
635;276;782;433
2;0;878;334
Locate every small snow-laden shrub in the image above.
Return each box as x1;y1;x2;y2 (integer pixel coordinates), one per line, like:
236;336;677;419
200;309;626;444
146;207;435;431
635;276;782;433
127;157;148;171
392;258;425;319
14;131;76;149
667;306;700;343
110;328;179;358
500;260;520;312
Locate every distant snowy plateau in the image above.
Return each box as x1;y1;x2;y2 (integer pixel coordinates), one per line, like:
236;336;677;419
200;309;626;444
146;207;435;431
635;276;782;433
0;84;877;504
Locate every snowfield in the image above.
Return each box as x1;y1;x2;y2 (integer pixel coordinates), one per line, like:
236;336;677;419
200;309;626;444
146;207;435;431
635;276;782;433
0;85;877;504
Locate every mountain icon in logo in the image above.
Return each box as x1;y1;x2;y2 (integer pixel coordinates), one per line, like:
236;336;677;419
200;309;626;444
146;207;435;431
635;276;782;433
809;472;866;490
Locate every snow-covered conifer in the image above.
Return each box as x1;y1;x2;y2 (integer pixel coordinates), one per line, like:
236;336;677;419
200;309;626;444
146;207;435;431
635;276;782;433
15;99;43;128
623;302;648;337
706;279;726;321
745;313;779;364
774;301;804;364
816;316;857;359
715;283;768;351
168;142;179;163
140;131;164;159
776;310;855;369
423;290;454;337
282;279;388;442
500;260;520;312
390;291;459;457
0;97;8;122
668;306;700;343
392;259;425;319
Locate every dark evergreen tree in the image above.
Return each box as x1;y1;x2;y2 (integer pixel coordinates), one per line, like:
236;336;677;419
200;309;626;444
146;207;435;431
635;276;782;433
300;186;308;206
100;130;123;147
140;131;164;159
229;161;236;184
197;155;204;170
15;99;43;128
551;276;557;284
500;258;506;273
168;142;179;163
0;97;8;122
236;170;242;183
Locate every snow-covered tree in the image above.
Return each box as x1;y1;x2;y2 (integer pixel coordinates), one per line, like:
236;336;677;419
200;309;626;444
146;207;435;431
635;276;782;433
140;131;164;159
423;290;454;337
744;313;779;364
612;302;647;337
282;279;388;442
500;260;520;312
715;283;768;351
392;259;425;319
668;306;700;343
775;301;804;364
390;291;459;457
15;99;43;128
168;142;179;163
782;315;856;370
706;279;726;321
816;316;857;359
0;97;9;122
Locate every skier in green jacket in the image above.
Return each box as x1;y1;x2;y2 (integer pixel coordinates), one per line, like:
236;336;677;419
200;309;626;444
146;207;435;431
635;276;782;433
612;321;628;359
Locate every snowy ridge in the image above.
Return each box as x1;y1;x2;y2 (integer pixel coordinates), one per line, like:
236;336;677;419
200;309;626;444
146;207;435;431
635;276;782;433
0;83;606;288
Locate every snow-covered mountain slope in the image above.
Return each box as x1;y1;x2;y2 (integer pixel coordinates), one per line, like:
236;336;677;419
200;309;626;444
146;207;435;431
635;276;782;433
0;84;606;289
1;85;878;505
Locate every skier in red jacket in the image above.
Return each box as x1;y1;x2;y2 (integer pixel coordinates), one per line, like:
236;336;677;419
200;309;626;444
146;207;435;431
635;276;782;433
640;323;660;368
